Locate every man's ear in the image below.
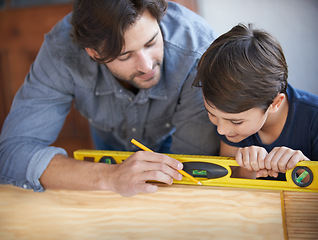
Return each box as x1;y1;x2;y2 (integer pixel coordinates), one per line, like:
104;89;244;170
269;93;285;113
85;48;100;59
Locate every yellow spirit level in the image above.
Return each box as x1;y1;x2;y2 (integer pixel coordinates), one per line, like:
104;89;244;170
74;150;318;193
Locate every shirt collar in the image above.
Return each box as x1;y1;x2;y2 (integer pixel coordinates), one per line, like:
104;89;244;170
94;65;117;96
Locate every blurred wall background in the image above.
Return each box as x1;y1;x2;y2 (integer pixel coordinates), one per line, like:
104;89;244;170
1;0;317;95
198;0;318;95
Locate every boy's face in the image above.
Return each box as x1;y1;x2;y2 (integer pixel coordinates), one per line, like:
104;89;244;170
204;99;269;143
105;10;164;90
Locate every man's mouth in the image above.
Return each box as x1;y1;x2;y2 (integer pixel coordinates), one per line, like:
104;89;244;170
136;68;156;80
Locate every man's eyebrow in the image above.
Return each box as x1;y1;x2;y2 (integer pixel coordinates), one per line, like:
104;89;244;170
119;31;159;56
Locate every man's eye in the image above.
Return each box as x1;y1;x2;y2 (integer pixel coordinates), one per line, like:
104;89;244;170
231;121;243;125
146;40;156;47
118;54;131;61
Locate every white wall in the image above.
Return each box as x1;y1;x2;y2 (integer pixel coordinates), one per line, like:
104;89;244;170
197;0;318;95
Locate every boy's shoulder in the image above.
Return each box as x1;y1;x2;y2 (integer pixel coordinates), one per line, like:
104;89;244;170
287;84;318;110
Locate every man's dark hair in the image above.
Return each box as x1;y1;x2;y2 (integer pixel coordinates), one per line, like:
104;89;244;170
71;0;167;63
193;23;288;113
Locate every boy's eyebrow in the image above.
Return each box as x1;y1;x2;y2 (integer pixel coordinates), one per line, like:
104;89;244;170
204;106;244;122
225;117;244;122
119;31;159;56
204;106;214;116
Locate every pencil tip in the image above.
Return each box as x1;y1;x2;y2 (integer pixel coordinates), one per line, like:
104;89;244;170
198;181;202;185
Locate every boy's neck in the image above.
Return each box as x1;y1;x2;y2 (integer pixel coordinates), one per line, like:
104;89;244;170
258;95;289;145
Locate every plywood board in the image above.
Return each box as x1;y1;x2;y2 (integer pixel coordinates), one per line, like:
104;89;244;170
0;184;284;240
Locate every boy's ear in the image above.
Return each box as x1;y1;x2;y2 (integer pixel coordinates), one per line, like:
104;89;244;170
269;93;285;113
85;48;100;59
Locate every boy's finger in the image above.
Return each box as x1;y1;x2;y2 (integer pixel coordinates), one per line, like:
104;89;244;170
256;169;269;178
235;148;244;167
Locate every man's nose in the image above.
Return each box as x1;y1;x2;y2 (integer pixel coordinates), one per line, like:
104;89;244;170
136;50;153;73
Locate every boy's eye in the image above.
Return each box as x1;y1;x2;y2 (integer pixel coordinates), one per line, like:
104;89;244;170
231;121;243;125
206;111;215;117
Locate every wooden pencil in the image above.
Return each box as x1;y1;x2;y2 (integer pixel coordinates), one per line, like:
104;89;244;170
131;139;202;185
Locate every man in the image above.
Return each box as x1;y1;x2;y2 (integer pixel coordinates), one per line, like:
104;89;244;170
0;0;219;196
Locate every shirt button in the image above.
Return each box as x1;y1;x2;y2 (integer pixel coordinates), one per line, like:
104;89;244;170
119;89;123;93
165;123;171;128
23;184;28;189
132;128;137;132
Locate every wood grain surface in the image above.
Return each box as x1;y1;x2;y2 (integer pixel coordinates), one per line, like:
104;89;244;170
282;191;318;240
0;184;284;240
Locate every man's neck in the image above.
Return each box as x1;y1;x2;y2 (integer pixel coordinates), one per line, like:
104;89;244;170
117;79;139;95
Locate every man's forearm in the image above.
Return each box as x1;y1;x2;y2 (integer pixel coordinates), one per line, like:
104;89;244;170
40;151;183;197
39;154;114;191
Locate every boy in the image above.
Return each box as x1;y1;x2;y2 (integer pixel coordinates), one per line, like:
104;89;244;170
193;24;318;179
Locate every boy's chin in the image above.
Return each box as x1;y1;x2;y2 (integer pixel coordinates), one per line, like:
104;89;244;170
225;135;242;143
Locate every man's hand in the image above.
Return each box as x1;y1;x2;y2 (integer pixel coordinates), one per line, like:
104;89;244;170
40;151;183;197
108;151;183;197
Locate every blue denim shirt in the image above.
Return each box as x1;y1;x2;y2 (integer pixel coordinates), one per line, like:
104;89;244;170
0;2;219;191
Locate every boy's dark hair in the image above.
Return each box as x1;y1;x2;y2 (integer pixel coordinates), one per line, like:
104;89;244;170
193;24;288;113
71;0;167;63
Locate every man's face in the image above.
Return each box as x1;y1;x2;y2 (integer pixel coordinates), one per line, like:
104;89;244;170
105;10;164;90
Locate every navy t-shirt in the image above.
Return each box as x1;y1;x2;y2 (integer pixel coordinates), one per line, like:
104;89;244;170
217;84;318;179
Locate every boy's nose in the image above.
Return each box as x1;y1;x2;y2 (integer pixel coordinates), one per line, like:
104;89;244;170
216;120;231;136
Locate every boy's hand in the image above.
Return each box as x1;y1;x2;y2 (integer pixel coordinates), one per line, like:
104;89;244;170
235;146;268;172
236;146;309;178
264;146;309;173
255;169;279;178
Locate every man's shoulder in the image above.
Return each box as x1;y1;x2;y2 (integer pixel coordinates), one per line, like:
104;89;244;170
161;2;215;55
44;13;83;58
164;2;212;31
42;13;96;75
